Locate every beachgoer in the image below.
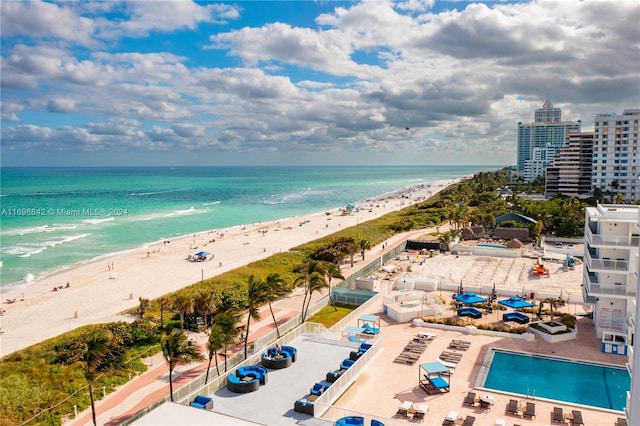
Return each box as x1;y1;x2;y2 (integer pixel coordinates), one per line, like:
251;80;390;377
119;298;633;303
66;282;70;288
275;343;281;354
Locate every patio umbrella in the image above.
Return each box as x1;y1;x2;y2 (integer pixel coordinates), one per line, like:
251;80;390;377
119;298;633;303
194;251;211;257
498;296;534;310
453;292;487;305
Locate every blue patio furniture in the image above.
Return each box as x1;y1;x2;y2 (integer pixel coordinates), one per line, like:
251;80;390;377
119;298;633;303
370;420;385;426
281;345;297;362
458;307;482;319
237;365;268;385
310;382;327;396
362;323;380;335
189;395;213;410
227;373;260;393
503;311;529;324
335;416;365;426
340;358;355;370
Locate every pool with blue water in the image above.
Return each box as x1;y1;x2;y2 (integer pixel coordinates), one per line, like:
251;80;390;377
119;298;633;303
480;349;630;411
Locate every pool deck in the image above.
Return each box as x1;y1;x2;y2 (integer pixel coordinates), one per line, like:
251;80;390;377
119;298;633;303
329;306;627;426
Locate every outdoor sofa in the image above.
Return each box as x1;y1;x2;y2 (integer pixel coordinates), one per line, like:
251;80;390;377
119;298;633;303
189;395;213;410
335;416;365;426
503;312;530;324
458;307;482;319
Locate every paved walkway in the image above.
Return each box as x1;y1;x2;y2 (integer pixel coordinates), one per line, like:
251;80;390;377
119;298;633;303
69;229;429;425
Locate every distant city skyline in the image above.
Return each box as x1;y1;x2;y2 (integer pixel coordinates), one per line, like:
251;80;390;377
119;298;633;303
1;0;639;167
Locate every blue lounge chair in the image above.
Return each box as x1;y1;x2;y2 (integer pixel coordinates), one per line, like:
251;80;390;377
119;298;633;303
341;359;355;370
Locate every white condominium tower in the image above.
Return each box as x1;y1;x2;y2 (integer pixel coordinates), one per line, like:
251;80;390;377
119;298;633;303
517;100;582;182
592;109;640;202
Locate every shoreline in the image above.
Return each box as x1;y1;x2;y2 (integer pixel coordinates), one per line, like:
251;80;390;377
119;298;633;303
0;178;460;357
1;178;458;291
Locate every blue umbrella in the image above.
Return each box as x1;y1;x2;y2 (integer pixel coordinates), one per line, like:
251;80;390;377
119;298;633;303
194;251;210;257
498;296;534;310
453;292;487;305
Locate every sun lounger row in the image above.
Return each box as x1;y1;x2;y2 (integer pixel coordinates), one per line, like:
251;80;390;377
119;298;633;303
551;407;584;425
396;400;429;421
442;410;475;426
393;337;429;365
448;339;471;351
505;399;535;419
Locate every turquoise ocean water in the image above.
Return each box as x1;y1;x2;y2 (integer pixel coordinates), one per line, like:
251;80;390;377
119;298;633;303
0;166;497;288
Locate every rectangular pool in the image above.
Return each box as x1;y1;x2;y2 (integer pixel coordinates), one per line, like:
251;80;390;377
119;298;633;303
479;349;630;411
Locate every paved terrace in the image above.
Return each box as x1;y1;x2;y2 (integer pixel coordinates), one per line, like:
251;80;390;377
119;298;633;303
135;303;628;426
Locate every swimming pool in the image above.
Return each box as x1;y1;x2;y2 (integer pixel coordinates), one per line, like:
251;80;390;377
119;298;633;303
479;349;630;411
471;243;507;249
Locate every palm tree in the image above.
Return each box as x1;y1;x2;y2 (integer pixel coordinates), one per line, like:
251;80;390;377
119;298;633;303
80;330;126;426
193;292;216;328
160;330;204;401
359;238;372;261
158;296;172;329
243;275;268;358
138;297;150;319
206;309;242;381
325;262;344;311
294;260;327;324
304;271;329;320
173;295;194;331
263;273;289;338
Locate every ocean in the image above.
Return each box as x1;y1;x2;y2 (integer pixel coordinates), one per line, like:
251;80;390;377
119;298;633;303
0;165;498;287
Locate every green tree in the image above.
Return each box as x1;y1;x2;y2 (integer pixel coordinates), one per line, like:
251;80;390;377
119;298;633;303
294;260;328;324
213;309;243;372
79;331;126;426
359;238;372;261
194;292;216;328
173;295;194;331
243;275;269;358
263;273;289;338
324;262;344;311
161;330;204;401
138;297;150;319
158;296;172;329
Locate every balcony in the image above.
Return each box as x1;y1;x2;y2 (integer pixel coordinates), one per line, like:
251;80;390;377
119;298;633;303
583;275;636;298
585;227;640;247
584;251;629;272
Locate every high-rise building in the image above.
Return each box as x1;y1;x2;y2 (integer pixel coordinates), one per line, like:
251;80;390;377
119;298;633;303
517;101;582;181
545;131;594;198
535;99;562;123
592;109;640;202
583;204;640;424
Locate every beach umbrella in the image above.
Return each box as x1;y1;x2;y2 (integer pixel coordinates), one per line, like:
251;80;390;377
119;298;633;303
194;251;210;257
453;292;487;306
498;296;534;310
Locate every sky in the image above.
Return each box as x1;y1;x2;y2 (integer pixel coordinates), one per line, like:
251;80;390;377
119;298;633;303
1;0;639;167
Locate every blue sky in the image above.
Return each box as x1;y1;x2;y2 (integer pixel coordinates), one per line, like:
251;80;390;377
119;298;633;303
1;0;639;167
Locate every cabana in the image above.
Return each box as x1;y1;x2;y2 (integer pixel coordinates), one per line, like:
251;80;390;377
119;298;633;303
419;361;451;394
499;296;533;324
358;314;380;335
342;326;366;340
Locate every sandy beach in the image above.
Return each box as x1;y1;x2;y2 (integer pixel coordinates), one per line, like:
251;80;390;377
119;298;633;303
0;178;459;357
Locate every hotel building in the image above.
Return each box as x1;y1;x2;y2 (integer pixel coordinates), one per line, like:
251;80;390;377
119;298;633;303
517;101;582;182
583;204;640;424
545;131;594;198
592;109;640;202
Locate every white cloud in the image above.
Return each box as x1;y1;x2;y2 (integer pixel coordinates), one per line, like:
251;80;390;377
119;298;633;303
2;0;639;166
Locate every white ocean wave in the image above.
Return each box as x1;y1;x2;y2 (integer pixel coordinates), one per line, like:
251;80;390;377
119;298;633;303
2;233;93;258
2;223;80;236
128;189;182;196
81;217;115;225
202;201;221;206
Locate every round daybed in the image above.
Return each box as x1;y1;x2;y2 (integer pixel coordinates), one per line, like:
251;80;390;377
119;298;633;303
261;353;293;369
227;374;260;393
